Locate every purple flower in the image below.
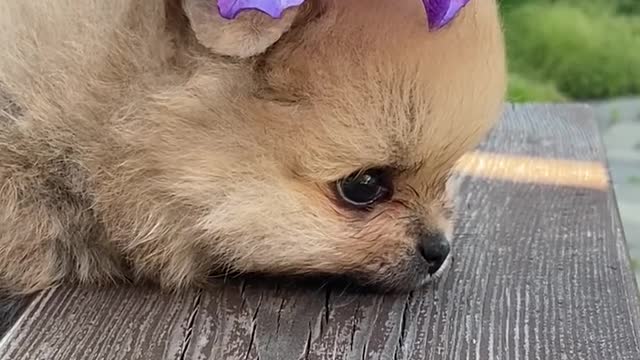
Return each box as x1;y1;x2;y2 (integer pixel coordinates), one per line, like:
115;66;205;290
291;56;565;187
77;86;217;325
217;0;305;19
424;0;471;30
217;0;471;31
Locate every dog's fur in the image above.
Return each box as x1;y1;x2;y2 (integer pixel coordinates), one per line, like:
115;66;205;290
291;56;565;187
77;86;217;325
0;0;506;295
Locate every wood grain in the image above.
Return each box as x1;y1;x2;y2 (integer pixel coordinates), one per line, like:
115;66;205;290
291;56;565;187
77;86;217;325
0;287;199;360
1;104;639;360
0;294;32;338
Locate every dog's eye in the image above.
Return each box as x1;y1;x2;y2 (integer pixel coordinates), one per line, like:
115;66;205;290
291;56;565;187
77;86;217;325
335;168;393;209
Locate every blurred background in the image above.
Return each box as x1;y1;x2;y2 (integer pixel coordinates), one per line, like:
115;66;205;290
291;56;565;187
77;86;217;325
499;0;640;278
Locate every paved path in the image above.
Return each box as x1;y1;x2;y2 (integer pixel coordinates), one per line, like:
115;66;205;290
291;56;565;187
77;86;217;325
590;97;640;278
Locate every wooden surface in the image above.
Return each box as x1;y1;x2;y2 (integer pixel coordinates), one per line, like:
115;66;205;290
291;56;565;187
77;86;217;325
1;104;640;359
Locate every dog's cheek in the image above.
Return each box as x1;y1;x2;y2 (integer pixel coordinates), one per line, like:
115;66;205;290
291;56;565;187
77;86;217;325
195;186;338;271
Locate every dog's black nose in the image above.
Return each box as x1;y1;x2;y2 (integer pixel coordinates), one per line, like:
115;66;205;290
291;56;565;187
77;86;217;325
419;233;450;274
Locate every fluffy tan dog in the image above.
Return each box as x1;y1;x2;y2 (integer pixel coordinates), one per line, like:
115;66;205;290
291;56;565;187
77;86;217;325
0;0;506;294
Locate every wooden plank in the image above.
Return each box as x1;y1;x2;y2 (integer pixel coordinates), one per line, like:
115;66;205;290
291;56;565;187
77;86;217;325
0;287;199;359
477;104;605;161
0;294;32;338
1;104;639;360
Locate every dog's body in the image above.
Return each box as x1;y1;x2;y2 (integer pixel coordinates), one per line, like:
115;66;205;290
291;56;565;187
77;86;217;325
0;0;506;294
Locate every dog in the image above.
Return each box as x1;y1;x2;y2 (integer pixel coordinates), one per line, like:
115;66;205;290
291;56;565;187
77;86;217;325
0;0;506;295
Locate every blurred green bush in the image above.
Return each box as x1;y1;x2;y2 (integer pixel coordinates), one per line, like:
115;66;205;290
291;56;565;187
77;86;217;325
499;0;640;102
618;0;640;15
507;74;567;103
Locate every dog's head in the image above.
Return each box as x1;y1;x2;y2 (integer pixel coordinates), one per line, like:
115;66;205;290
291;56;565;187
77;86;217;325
139;0;505;290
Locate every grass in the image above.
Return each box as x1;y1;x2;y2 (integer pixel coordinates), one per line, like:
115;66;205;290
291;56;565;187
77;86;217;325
610;109;622;127
501;1;640;102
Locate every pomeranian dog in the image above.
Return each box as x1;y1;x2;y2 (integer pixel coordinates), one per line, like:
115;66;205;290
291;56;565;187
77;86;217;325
0;0;506;295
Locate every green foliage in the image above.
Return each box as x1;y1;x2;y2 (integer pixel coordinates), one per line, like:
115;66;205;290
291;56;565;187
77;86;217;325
499;0;615;13
507;73;567;103
502;2;640;100
618;0;640;15
610;108;622;126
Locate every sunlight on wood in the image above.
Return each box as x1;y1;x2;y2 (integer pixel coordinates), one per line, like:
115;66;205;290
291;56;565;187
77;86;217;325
455;151;610;190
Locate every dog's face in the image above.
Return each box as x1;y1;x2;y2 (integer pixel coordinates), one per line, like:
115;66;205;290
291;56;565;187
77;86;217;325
142;0;505;290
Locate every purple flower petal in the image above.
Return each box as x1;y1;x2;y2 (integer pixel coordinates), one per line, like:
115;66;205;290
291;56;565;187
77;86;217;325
424;0;471;30
217;0;471;31
217;0;305;19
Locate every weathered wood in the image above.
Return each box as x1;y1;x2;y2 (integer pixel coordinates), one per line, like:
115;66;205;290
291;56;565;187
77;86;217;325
1;104;639;360
0;287;199;359
0;294;32;338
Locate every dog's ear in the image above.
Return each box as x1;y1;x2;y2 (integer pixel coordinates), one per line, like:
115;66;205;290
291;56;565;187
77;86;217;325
182;0;301;58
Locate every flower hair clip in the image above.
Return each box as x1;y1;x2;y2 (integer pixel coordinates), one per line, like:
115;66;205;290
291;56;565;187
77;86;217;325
424;0;471;30
217;0;471;31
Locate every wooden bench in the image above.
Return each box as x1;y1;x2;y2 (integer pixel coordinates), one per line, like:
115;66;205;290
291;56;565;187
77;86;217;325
1;104;639;359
